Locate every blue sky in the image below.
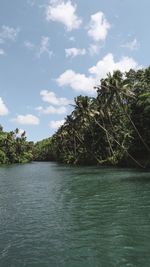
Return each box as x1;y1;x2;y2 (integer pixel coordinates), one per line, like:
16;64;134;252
0;0;149;141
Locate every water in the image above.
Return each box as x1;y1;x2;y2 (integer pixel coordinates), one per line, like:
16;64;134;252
0;162;150;267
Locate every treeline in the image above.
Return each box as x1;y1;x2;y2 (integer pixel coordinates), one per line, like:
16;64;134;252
1;67;150;168
35;67;150;168
0;127;34;164
34;137;54;161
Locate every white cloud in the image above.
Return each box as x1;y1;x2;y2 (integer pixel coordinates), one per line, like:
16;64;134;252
18;128;26;135
57;53;140;94
49;119;65;129
69;36;75;42
0;97;9;116
88;11;110;42
0;48;5;55
88;44;101;56
36;105;67;114
27;0;35;6
46;0;82;31
37;36;53;58
15;128;27;138
24;37;53;58
121;38;140;50
57;70;95;94
12;114;39;125
24;41;35;50
65;47;86;58
40;90;71;105
89;53;140;78
0;25;20;44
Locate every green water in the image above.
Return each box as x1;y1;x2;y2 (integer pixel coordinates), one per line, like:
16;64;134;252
0;162;150;267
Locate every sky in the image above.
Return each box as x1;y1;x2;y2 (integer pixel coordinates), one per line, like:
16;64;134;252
0;0;149;141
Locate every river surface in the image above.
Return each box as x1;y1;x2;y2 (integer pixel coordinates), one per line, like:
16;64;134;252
0;162;150;267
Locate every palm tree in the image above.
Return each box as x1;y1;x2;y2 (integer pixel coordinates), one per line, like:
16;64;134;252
15;128;19;135
95;70;150;153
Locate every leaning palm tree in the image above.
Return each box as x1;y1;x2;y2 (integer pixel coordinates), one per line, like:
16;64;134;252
86;103;145;168
95;70;150;153
66;96;108;164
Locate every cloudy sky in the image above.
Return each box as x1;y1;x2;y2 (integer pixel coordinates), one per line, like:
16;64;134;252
0;0;149;141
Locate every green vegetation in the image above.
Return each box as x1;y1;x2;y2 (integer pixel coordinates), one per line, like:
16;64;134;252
34;138;55;161
1;67;150;168
35;67;150;168
0;127;34;164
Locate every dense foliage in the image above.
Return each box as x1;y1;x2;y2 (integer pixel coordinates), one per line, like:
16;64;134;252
35;67;150;168
1;67;150;168
34;137;54;161
0;127;34;164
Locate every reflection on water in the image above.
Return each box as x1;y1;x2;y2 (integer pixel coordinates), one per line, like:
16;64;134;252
0;163;150;267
